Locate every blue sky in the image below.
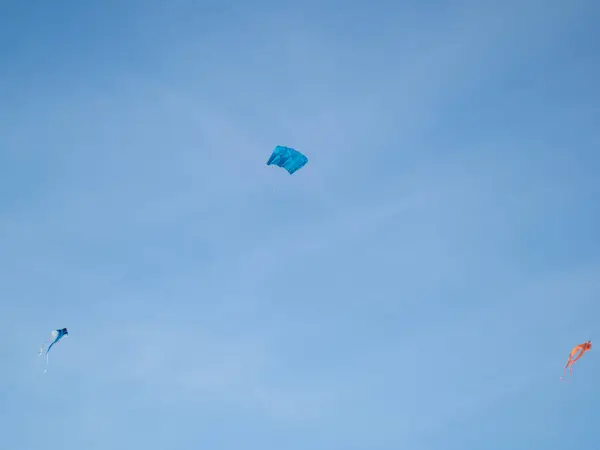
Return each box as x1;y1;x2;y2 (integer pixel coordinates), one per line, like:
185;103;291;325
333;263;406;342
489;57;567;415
1;0;599;449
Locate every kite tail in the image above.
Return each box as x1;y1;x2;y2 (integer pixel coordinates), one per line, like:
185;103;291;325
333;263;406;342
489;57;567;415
560;362;572;381
39;346;49;373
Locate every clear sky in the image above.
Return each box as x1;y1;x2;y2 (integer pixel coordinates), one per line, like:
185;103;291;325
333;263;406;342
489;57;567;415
1;0;599;449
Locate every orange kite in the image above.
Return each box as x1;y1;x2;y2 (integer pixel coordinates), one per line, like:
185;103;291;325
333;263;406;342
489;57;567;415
561;340;592;380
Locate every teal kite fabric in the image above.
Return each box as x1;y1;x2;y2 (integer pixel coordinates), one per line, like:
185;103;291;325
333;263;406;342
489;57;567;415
267;146;308;174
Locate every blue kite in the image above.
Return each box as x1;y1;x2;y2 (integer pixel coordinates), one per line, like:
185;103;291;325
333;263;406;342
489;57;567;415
39;328;68;372
267;146;308;175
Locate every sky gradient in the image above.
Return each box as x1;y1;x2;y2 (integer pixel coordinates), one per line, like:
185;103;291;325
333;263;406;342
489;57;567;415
1;1;599;449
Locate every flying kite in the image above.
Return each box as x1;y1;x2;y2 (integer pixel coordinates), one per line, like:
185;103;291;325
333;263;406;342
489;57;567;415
561;340;591;380
267;145;308;175
39;328;68;372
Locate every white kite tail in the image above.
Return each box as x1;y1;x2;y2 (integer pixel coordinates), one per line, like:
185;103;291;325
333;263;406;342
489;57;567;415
39;346;49;373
